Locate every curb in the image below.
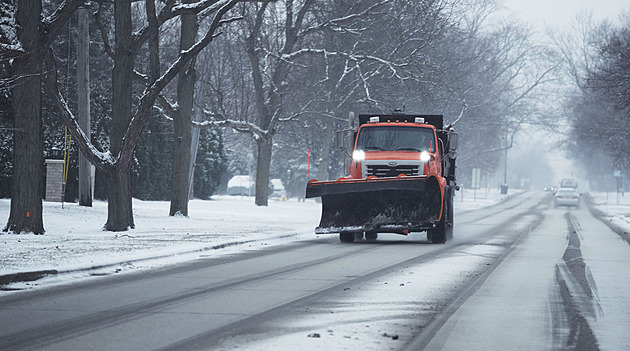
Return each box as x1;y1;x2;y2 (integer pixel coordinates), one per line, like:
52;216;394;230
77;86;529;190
0;232;302;290
0;270;59;287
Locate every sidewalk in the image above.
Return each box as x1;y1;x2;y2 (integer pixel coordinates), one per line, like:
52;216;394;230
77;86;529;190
586;191;630;246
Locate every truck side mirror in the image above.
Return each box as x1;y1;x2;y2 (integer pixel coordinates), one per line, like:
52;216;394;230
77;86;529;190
447;132;458;160
448;132;458;152
335;130;353;157
334;130;345;150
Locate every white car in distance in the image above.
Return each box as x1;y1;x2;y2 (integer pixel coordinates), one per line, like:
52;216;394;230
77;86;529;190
554;187;581;209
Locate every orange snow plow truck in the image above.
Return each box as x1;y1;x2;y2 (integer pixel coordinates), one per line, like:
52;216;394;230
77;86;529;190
306;112;458;243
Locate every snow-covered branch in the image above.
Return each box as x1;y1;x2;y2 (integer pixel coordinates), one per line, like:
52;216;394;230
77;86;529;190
0;1;22;58
41;0;85;46
117;0;241;167
43;49;115;170
302;0;391;36
197;109;268;140
280;49;411;81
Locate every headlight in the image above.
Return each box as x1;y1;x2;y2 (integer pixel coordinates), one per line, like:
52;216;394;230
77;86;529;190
420;151;430;162
353;150;365;161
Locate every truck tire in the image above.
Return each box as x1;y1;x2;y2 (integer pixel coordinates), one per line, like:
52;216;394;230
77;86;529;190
445;186;454;242
429;187;452;244
340;232;356;243
428;218;447;244
365;231;378;240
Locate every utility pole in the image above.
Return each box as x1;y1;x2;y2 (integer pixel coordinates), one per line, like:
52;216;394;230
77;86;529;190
503;146;507;184
188;110;202;200
501;130;509;195
78;6;94;206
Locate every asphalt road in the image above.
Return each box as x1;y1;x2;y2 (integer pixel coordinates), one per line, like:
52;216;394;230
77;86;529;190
1;191;627;350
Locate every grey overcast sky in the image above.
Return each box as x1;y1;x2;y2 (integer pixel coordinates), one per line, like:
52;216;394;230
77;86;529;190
500;0;627;28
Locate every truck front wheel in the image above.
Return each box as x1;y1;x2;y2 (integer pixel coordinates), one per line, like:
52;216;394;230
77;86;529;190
428;187;453;244
428;219;447;244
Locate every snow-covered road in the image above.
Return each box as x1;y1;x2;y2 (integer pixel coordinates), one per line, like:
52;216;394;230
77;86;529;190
422;208;574;350
1;190;629;350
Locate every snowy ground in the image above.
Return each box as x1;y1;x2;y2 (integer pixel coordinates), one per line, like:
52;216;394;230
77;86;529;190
588;191;630;229
1;187;515;287
0;196;321;281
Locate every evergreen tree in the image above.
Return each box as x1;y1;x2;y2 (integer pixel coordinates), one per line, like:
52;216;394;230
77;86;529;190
131;115;174;201
194;127;227;199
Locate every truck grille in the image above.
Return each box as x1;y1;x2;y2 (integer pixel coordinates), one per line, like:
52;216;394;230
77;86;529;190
366;164;421;177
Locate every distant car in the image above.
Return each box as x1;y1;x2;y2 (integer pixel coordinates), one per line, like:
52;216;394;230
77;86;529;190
554;188;580;208
560;178;578;188
227;175;254;196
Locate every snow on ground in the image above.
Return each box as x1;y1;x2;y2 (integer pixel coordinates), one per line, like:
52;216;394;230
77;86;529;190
0;196;321;279
0;188;518;283
588;191;630;227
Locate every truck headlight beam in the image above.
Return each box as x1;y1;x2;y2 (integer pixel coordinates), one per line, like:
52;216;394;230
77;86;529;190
353;150;365;161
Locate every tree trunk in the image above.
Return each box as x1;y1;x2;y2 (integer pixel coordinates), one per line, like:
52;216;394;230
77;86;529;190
4;0;44;234
78;6;93;207
169;0;197;217
170;111;193;216
105;167;134;231
188;112;202;200
105;0;134;231
254;137;272;206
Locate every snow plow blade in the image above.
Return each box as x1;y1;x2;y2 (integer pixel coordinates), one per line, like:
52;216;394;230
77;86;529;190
306;176;442;234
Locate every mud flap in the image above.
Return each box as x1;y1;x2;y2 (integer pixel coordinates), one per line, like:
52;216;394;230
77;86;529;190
306;177;442;234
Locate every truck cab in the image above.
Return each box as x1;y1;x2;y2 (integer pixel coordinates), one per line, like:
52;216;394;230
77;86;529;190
349;118;440;179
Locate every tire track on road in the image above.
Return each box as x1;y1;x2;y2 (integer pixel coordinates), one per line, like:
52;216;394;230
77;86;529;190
402;202;546;351
550;213;600;351
0;243;381;351
0;193;548;351
169;196;549;351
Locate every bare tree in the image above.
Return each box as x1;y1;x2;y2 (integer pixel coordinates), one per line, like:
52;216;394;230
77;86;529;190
561;14;630;172
547;12;629;182
589;22;630;111
3;0;84;234
290;0;557;181
193;1;319;206
245;0;315;205
45;0;242;231
198;0;406;205
168;0;199;217
413;1;561;179
293;0;453;180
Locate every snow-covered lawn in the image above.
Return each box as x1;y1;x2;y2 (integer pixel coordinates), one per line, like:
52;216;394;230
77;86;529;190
588;191;630;227
0;196;322;277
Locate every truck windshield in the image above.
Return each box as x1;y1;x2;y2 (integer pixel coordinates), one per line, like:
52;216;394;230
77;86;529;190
356;126;435;152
